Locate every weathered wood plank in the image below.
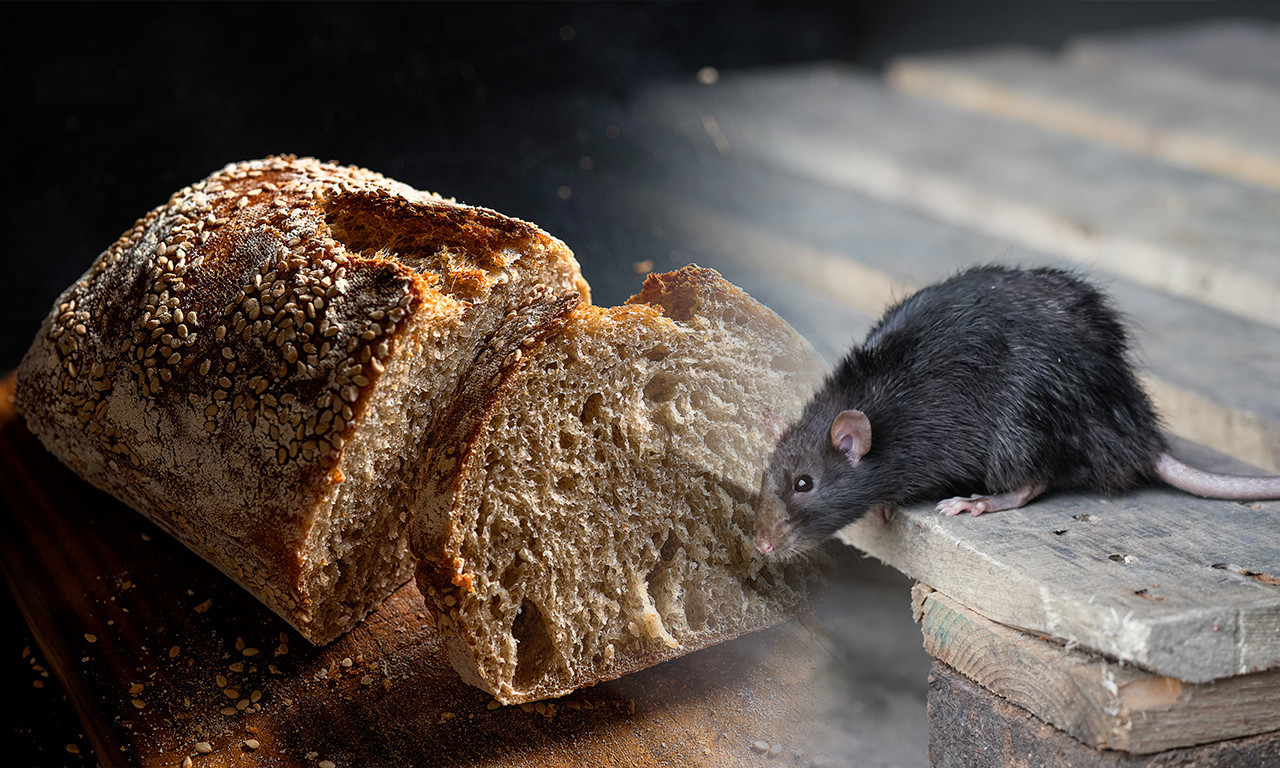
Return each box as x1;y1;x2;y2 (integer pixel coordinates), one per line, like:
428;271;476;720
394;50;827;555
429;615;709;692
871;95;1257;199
1068;19;1280;92
917;586;1280;753
599;129;1280;472
834;435;1280;684
0;372;838;767
638;66;1280;329
928;660;1280;768
887;44;1280;189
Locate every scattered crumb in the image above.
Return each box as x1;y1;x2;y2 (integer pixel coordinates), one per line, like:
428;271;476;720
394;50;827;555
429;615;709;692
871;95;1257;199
487;700;501;710
193;599;212;614
129;683;144;695
633;260;654;275
32;680;44;688
131;699;146;710
194;741;213;754
768;742;782;758
169;645;181;658
340;657;353;668
65;743;80;755
751;740;770;754
141;533;151;541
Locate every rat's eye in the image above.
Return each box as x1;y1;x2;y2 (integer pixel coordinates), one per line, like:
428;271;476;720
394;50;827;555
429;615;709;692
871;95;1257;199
793;475;814;493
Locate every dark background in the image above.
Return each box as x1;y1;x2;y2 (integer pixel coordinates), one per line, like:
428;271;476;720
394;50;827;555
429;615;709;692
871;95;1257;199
6;3;1280;765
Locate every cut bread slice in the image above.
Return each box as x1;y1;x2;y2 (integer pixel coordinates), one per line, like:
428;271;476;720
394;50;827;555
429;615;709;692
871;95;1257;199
412;265;827;703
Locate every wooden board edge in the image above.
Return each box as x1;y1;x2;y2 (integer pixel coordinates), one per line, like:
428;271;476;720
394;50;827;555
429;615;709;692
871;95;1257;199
919;588;1280;754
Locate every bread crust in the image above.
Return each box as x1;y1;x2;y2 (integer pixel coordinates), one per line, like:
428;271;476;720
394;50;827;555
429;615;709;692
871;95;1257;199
16;156;586;643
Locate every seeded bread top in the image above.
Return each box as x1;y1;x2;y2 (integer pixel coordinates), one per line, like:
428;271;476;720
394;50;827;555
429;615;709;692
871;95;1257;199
16;156;588;617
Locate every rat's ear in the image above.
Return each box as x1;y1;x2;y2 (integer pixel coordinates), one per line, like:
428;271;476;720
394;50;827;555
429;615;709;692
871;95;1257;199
830;409;872;465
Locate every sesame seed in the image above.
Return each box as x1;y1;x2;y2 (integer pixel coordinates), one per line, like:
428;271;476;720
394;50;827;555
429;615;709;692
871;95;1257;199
242;647;259;657
129;683;144;694
84;634;97;643
216;674;228;687
223;688;240;699
183;757;193;768
220;706;237;716
194;741;212;754
243;739;260;751
319;762;336;768
132;698;146;709
169;645;180;658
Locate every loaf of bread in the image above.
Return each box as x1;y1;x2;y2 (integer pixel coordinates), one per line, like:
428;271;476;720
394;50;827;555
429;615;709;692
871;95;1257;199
412;265;825;703
15;156;589;644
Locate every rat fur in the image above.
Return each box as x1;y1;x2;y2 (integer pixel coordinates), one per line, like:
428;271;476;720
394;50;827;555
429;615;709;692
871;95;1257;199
755;265;1280;558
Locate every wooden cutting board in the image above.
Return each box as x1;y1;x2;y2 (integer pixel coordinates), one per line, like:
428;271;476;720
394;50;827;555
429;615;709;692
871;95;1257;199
0;371;835;767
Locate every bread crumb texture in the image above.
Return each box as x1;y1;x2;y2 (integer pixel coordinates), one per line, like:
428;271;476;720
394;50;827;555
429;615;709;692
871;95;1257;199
414;265;826;703
15;156;587;644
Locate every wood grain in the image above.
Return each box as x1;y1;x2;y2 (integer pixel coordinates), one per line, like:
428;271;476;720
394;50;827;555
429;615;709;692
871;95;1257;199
637;65;1280;330
928;660;1280;768
0;371;837;767
836;478;1280;684
888;44;1280;190
918;587;1280;753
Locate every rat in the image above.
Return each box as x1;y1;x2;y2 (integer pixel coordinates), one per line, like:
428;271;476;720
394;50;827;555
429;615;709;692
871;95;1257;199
754;265;1280;558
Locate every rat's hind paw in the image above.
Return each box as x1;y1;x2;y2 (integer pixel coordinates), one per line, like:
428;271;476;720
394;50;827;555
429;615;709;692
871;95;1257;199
936;484;1048;518
936;495;991;517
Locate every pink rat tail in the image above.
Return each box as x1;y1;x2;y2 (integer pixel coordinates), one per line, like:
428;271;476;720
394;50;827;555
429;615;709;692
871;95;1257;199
1155;453;1280;501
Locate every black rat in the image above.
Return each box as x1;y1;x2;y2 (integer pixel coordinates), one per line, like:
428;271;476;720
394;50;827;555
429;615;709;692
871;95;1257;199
754;265;1280;558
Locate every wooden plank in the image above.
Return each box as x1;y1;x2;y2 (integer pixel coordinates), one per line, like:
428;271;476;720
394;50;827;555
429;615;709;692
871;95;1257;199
927;660;1280;768
917;586;1280;753
596;128;1280;473
637;66;1280;330
0;371;838;767
1068;19;1280;92
832;433;1280;684
887;45;1280;189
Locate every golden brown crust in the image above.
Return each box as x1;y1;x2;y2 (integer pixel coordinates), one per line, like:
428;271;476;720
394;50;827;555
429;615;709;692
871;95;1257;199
16;156;587;643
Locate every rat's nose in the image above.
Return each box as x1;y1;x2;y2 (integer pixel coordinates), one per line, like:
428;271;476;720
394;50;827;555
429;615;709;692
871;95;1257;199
754;533;775;554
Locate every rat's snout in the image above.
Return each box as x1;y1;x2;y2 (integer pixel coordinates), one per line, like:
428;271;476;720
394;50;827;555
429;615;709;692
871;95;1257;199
753;490;790;557
754;531;776;555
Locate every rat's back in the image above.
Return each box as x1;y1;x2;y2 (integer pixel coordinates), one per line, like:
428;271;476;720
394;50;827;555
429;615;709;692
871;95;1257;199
853;265;1165;498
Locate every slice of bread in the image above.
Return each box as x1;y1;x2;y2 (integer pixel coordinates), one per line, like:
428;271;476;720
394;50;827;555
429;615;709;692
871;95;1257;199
412;266;826;703
15;156;588;644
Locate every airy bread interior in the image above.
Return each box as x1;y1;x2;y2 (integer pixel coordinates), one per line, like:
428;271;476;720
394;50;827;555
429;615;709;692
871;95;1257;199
415;266;826;703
